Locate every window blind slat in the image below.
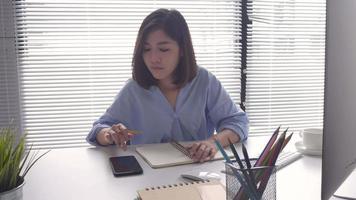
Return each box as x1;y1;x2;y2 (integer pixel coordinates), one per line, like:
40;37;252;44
246;0;325;134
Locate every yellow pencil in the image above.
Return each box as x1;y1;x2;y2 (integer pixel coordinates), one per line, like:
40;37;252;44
126;129;142;135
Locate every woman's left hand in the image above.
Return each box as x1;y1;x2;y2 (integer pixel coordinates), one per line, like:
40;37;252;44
187;139;217;162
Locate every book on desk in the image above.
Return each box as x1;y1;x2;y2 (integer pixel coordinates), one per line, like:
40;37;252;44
135;142;234;168
137;179;226;200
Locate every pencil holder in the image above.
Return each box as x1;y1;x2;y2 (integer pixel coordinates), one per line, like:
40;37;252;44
225;159;276;200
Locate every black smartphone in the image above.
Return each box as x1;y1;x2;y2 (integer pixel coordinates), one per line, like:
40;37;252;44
109;156;143;177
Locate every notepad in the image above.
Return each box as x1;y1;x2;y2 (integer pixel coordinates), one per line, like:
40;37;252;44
137;180;226;200
136;142;234;168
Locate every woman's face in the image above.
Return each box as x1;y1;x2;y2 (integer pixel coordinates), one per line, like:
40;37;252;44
143;29;180;84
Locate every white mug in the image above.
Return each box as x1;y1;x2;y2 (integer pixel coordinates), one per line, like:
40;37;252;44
299;128;323;150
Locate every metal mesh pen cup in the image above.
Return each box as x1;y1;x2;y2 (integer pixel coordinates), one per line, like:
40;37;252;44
225;159;276;200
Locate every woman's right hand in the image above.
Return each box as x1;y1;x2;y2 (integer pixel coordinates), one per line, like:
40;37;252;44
99;123;133;150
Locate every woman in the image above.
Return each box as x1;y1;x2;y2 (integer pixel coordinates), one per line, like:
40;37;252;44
87;8;249;162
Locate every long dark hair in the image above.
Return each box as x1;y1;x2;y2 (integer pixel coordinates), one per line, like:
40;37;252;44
132;8;197;89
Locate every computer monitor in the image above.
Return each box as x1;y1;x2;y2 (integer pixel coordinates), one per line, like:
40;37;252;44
322;0;356;199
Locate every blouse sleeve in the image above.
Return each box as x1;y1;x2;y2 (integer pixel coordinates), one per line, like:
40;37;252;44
86;82;132;146
206;72;249;141
86;109;119;146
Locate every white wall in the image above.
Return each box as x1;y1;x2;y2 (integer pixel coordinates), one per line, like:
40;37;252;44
0;0;21;131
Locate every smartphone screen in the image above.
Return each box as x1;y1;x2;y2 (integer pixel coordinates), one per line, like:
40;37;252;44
109;156;143;177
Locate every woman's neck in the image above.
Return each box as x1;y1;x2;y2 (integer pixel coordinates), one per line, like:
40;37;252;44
158;79;178;92
158;80;180;110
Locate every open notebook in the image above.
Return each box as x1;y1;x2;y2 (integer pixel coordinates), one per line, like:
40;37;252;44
136;142;234;168
137;180;226;200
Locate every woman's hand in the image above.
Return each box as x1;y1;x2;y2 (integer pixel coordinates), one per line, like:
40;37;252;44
185;129;240;163
187;139;217;162
99;123;133;150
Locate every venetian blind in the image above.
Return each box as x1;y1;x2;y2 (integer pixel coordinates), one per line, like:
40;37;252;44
14;0;242;149
245;0;326;135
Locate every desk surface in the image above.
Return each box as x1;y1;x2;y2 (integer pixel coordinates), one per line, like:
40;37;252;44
23;136;325;200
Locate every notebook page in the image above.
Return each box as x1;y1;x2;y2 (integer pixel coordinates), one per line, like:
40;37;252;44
136;142;234;168
136;143;192;168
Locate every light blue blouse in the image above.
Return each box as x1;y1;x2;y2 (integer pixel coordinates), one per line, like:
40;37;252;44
86;67;249;146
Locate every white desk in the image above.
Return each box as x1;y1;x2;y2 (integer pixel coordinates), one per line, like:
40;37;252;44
23;137;325;200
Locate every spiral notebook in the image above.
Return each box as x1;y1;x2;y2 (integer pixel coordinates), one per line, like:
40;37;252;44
136;142;234;168
137;180;226;200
